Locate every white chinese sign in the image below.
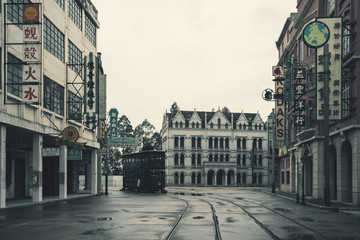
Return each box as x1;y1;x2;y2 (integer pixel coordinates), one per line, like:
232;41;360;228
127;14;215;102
316;17;342;120
21;4;42;104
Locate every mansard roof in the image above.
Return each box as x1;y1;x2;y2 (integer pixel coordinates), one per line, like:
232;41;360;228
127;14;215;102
166;110;259;124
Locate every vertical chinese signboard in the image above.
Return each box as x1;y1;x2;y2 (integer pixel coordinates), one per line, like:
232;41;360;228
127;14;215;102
273;66;285;141
109;108;119;138
313;18;343;120
22;4;42;103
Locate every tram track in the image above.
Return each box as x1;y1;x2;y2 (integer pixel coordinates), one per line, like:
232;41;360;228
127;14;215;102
164;194;222;240
162;195;189;240
207;195;328;240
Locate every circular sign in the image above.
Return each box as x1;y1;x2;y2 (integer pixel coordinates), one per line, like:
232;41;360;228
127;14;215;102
303;21;330;48
62;126;79;142
24;6;39;21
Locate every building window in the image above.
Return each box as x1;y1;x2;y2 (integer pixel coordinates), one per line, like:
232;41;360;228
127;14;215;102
259;155;263;167
217;118;221;129
174;173;179;185
196;122;199;128
281;172;285;184
174;154;179;166
68;40;83;75
44;17;65;62
192;122;195;128
180;173;185;184
68;0;82;30
197;137;201;149
259;139;263;150
286;171;290;184
210;123;213;129
68;91;82;122
180;154;184;166
343;21;350;56
44;76;64;115
197;154;201;166
208;154;213;162
191;137;196;149
220;138;224;149
7;0;30;29
242;138;246;149
327;0;335;15
225;154;229;162
237;155;241;166
191;154;196;166
214;154;218;162
56;0;65;10
7;54;23;97
209;137;213;149
197;173;201;184
214;137;218;149
237;138;241;149
242;173;246;184
85;14;96;46
191;173;196;184
180;137;184;149
174;137;179;149
180;122;183;128
258;174;263;184
220;154;224;162
225;138;229;149
242;155;246;166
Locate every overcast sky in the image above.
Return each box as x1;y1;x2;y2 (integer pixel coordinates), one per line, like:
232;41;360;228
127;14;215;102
92;0;297;131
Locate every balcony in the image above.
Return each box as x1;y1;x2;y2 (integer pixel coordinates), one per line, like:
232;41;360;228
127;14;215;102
297;128;315;142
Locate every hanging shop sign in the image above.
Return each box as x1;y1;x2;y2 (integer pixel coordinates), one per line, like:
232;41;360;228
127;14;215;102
107;137;139;148
314;17;343;120
109;108;119;138
22;4;42;104
56;126;86;150
273;66;285;141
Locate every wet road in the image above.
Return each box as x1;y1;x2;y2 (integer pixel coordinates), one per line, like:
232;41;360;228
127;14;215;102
1;188;360;240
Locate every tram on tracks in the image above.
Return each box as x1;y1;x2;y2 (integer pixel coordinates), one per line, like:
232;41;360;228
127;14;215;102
122;149;166;193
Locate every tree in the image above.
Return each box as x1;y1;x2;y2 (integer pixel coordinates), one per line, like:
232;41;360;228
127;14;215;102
117;115;134;137
150;132;162;150
103;148;122;175
222;106;230;114
170;101;179;114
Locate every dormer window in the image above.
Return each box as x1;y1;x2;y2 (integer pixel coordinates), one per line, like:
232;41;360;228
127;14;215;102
192;122;195;128
217;118;221;129
180;122;183;128
175;122;179;128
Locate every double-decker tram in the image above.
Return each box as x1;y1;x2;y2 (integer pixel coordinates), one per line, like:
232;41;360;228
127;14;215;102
122;149;166;193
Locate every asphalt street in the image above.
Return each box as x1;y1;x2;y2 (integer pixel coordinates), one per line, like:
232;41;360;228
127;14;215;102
0;188;359;240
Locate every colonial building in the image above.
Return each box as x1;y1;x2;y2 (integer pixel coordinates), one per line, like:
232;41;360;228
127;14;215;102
275;0;360;204
0;0;105;208
161;108;269;187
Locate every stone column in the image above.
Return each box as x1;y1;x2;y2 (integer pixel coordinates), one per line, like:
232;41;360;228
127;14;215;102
91;149;97;195
214;172;217;186
97;149;102;194
0;125;6;208
32;133;43;203
59;145;67;199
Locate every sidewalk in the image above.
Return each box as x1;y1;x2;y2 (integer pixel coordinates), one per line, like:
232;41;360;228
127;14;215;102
2;190;95;210
261;188;360;216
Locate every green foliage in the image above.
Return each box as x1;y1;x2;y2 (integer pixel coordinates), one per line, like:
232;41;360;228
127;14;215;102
102;114;163;175
222;106;230;114
170;101;179;113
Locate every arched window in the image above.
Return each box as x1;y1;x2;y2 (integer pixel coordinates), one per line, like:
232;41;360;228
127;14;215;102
174;154;179;166
218;118;221;129
180;122;183;128
253;173;257;184
225;154;229;162
210;123;214;129
197;173;201;184
191;154;196;166
196;122;199;128
239;124;242;130
192;122;195;128
180;173;185;184
242;173;247;184
197;154;201;166
220;154;224;162
209;154;213;162
174;173;179;185
191;173;196;184
175;122;179;128
258;173;263;184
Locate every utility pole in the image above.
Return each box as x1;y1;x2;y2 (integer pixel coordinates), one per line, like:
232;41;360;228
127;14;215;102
323;44;331;206
272;108;276;193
